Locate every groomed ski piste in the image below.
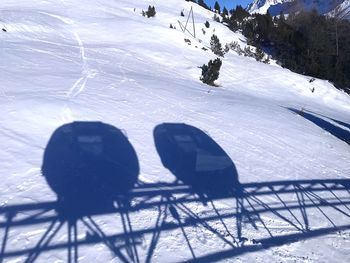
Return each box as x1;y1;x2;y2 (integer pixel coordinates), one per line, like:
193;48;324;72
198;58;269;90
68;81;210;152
1;0;350;262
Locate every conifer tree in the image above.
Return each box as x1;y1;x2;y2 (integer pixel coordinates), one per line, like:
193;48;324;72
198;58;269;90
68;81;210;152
210;34;224;57
198;0;210;10
222;7;229;17
200;58;222;86
214;1;221;14
146;5;156;18
255;46;265;61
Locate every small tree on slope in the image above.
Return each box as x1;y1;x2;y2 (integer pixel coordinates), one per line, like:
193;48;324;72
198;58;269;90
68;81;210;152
214;1;221;14
200;58;222;86
210;34;224;57
146;6;156;18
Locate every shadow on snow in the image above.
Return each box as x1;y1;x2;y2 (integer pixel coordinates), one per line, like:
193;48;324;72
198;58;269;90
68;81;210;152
153;123;241;198
0;122;349;262
288;108;350;145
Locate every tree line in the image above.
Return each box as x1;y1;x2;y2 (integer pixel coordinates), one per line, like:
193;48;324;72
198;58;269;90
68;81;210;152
239;10;350;93
188;1;350;93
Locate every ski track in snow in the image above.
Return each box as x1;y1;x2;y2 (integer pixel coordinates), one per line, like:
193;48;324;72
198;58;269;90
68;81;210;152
38;11;101;122
39;10;97;99
66;25;89;98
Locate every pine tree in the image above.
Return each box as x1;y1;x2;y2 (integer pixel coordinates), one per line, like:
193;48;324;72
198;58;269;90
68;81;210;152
210;34;224;57
146;5;156;18
198;0;210;10
213;14;220;22
214;1;221;14
200;58;222;86
255;46;265;61
222;7;229;17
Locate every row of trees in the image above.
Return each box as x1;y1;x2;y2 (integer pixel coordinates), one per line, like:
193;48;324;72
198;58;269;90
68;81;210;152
238;11;350;93
196;0;350;93
189;1;349;92
186;0;223;14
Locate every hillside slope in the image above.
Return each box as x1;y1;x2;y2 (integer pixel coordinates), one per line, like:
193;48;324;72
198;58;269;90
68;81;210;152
1;0;350;262
247;0;293;14
248;0;350;17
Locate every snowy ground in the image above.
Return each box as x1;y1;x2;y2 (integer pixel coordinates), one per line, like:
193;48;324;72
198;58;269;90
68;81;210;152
1;0;350;262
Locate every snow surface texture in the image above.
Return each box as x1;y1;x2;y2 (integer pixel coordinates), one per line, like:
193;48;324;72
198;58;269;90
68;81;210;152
1;0;350;262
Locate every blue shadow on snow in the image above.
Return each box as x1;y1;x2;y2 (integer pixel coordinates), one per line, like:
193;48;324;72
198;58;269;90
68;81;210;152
288;108;350;145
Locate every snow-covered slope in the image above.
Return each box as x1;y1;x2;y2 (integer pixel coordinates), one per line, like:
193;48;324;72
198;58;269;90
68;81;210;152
329;0;350;18
1;0;350;262
247;0;293;14
248;0;350;17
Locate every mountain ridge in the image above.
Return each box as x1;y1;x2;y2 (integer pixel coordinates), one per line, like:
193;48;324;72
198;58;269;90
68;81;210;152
247;0;350;18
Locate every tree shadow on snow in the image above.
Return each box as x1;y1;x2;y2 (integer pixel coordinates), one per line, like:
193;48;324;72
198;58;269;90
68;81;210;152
0;122;350;262
303;108;350;131
288;108;350;145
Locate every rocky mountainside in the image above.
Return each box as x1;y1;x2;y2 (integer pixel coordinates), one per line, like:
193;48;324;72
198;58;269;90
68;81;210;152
247;0;293;14
247;0;350;18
